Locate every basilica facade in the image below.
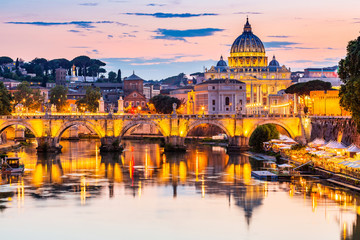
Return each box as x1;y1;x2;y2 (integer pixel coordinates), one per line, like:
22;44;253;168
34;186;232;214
204;18;293;113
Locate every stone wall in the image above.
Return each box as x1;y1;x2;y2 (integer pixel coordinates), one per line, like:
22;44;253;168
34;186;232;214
310;117;359;145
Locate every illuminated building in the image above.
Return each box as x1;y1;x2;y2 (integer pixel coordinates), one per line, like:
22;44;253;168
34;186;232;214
194;78;246;114
310;90;350;116
268;90;294;115
169;86;194;114
123;72;147;108
204;18;292;113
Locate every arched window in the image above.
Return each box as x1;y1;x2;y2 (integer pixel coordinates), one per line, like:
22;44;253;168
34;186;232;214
225;97;230;106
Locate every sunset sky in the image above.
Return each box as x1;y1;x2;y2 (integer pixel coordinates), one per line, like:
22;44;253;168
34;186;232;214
0;0;359;80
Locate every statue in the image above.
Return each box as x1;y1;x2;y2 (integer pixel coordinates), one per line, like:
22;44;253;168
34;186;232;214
172;103;177;115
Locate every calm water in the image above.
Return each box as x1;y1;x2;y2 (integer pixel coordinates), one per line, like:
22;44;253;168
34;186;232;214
1;139;360;240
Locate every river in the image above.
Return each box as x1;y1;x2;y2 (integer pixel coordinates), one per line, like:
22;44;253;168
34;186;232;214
0;139;359;240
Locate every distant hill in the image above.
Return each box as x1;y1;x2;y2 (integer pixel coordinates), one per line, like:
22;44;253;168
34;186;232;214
160;73;186;86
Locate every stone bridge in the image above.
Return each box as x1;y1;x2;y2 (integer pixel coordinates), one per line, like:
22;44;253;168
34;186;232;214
0;113;307;152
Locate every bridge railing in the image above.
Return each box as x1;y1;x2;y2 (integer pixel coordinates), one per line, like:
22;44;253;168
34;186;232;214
1;113;301;120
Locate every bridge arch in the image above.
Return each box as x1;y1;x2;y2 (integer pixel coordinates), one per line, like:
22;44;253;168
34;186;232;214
184;120;232;138
0;120;41;138
54;120;104;144
247;120;295;140
120;120;167;138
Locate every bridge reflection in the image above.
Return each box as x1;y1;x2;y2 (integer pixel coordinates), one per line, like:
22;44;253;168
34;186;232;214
1;140;360;238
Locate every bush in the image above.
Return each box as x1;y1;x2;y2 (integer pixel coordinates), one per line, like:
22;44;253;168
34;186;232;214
249;124;279;152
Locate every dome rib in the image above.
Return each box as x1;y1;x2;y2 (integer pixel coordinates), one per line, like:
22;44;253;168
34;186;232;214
230;19;265;54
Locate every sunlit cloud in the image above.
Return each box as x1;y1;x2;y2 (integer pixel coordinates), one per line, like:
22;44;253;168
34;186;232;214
5;21;127;29
263;41;299;49
153;28;224;41
146;3;166;7
124;12;218;18
234;12;263;15
267;35;291;38
79;3;99;6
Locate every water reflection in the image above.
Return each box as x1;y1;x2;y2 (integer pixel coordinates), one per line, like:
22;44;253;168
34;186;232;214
0;139;360;239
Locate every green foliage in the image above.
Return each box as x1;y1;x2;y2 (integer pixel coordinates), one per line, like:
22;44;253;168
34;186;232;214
117;69;122;82
0;56;13;65
0;82;12;115
72;56;91;81
49;85;69;112
249;124;279;152
149;94;181;114
108;71;117;82
339;36;360;132
76;86;101;112
13;81;44;112
285;80;332;96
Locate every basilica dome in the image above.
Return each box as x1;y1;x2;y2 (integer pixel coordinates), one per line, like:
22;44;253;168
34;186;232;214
230;18;265;54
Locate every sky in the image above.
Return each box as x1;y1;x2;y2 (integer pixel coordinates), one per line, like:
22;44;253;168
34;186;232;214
0;0;359;80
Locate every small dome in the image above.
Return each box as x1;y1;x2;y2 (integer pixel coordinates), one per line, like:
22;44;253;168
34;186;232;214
216;56;227;67
269;56;280;71
230;18;265;54
269;55;280;67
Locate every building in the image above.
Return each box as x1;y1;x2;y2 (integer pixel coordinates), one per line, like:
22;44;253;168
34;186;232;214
268;90;294;115
310;90;350;116
123;72;147;110
55;68;67;86
299;66;341;87
193;79;246;114
169;86;194;114
0;77;21;89
124;91;147;109
123;72;144;96
204;18;292;113
143;83;161;100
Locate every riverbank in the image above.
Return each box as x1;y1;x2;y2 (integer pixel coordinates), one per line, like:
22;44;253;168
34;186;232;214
0;141;21;151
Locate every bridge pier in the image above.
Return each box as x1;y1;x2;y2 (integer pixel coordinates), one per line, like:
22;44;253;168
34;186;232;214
36;137;62;153
164;136;186;152
99;137;123;152
227;136;250;153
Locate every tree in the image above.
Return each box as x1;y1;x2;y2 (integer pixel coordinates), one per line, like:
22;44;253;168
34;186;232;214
13;81;44;112
76;86;101;112
339;36;360;131
149;95;181;114
249;124;279;152
49;85;69;112
0;82;12;115
0;56;13;65
285;80;332;113
108;71;117;82
117;69;122;82
72;56;91;82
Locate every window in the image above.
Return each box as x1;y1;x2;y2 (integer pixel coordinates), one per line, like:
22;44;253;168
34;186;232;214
133;93;137;97
125;101;128;107
136;101;139;106
212;100;215;105
239;86;242;89
225;97;230;106
212;86;215;90
240;100;242;105
213;107;215;111
141;102;145;106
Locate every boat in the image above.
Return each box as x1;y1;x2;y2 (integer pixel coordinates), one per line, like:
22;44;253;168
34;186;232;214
1;157;25;175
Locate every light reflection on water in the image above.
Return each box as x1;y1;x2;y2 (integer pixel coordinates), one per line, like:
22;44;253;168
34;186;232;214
0;139;360;240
